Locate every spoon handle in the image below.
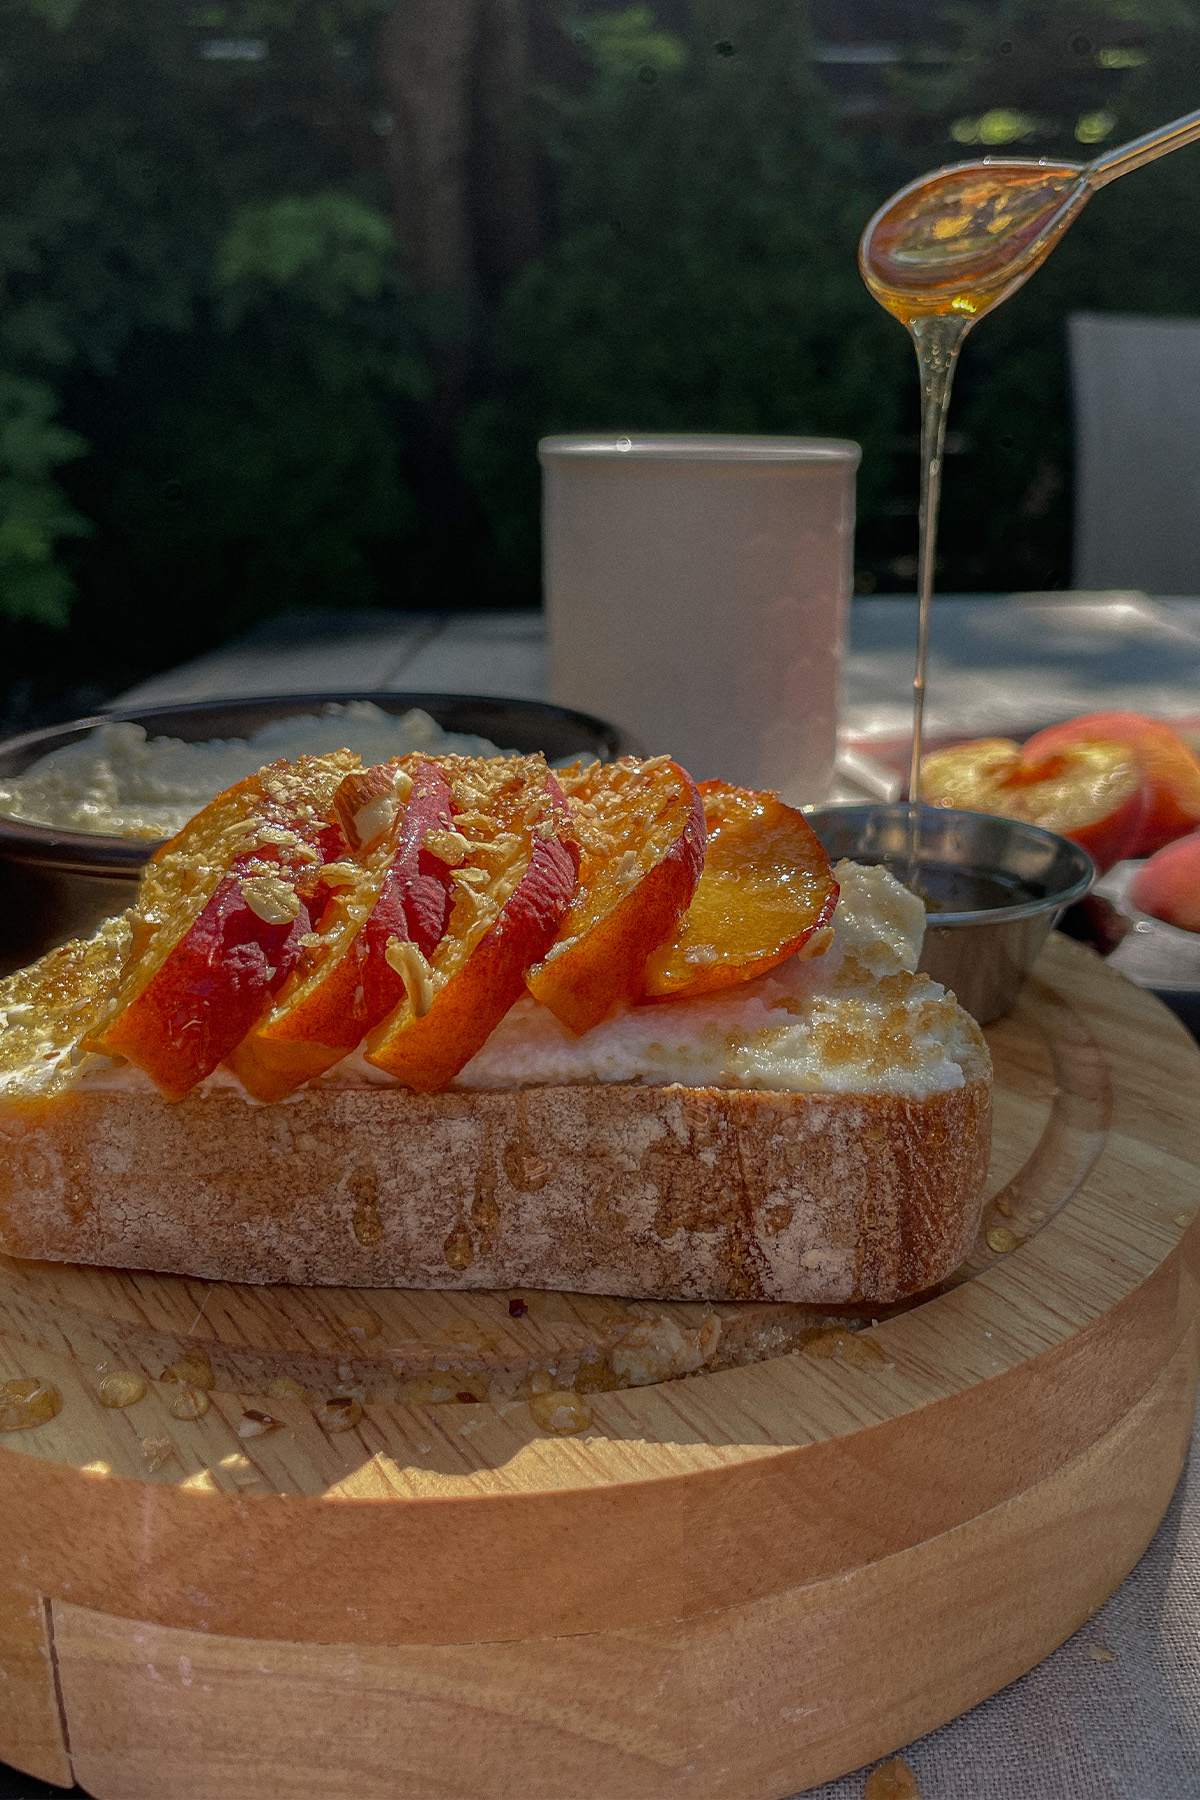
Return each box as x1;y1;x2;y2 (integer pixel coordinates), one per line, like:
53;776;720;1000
1087;105;1200;190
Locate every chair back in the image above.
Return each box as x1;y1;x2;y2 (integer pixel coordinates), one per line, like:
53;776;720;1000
1071;310;1200;592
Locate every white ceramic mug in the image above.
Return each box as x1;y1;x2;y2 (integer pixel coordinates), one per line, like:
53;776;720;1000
540;434;860;801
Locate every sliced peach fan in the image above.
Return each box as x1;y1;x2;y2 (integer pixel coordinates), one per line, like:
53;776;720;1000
526;756;705;1034
87;752;358;1100
643;781;839;1000
228;756;457;1103
73;752;842;1102
365;757;579;1092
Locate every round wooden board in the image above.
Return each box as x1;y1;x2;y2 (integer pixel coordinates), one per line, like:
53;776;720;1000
1;933;1198;1800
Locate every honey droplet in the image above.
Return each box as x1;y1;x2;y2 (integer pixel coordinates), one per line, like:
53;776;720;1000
0;1377;62;1432
316;1396;363;1433
162;1350;215;1392
168;1383;210;1421
237;1410;281;1439
267;1374;309;1402
865;1757;921;1800
986;1226;1020;1254
4;1375;48;1402
994;1196;1014;1218
97;1371;148;1409
529;1391;592;1435
352;1197;384;1246
802;1327;886;1368
442;1220;474;1271
839;1333;887;1370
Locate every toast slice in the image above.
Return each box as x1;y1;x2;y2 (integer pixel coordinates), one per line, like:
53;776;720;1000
0;1072;989;1302
0;748;992;1303
0;852;991;1302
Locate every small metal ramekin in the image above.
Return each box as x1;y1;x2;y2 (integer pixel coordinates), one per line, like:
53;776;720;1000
806;803;1095;1025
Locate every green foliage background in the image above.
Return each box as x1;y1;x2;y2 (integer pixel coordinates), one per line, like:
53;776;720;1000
5;0;1200;715
463;2;903;586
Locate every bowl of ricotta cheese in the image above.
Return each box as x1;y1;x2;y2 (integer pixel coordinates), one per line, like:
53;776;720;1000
0;691;634;974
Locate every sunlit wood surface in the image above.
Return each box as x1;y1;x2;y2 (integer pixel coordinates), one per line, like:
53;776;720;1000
0;934;1197;1798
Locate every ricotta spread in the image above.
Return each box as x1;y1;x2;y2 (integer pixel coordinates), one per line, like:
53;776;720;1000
453;860;978;1097
51;861;982;1103
0;703;503;841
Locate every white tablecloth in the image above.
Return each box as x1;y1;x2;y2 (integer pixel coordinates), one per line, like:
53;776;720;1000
802;1427;1200;1796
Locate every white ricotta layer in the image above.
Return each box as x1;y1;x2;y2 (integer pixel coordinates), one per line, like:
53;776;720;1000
454;860;976;1097
71;861;981;1102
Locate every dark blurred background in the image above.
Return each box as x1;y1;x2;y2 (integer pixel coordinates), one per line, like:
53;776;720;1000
4;0;1200;728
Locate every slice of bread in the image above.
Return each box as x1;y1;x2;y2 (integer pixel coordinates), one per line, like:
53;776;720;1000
0;778;992;1306
0;1051;990;1302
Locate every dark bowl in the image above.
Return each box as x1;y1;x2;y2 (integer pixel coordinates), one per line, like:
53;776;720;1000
0;692;637;974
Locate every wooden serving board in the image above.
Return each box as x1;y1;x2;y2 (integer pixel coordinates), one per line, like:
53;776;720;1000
0;934;1197;1800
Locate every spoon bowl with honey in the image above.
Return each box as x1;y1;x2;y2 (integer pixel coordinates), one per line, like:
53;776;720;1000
858;106;1200;882
861;107;1200;328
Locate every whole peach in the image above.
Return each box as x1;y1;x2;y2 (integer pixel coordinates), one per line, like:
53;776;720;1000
1130;832;1200;933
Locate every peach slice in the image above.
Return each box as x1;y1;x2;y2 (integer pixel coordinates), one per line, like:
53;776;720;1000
921;736;1145;872
365;759;579;1092
88;752;358;1099
526;757;705;1033
1130;831;1200;932
228;757;457;1102
643;781;839;1000
1021;711;1200;855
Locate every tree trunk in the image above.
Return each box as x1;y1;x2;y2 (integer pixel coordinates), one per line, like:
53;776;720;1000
376;0;540;419
476;0;539;293
378;0;481;298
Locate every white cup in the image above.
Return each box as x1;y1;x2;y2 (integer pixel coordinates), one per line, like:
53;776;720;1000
540;434;860;801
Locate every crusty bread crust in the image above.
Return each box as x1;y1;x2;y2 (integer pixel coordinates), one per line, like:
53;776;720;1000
0;1055;991;1303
